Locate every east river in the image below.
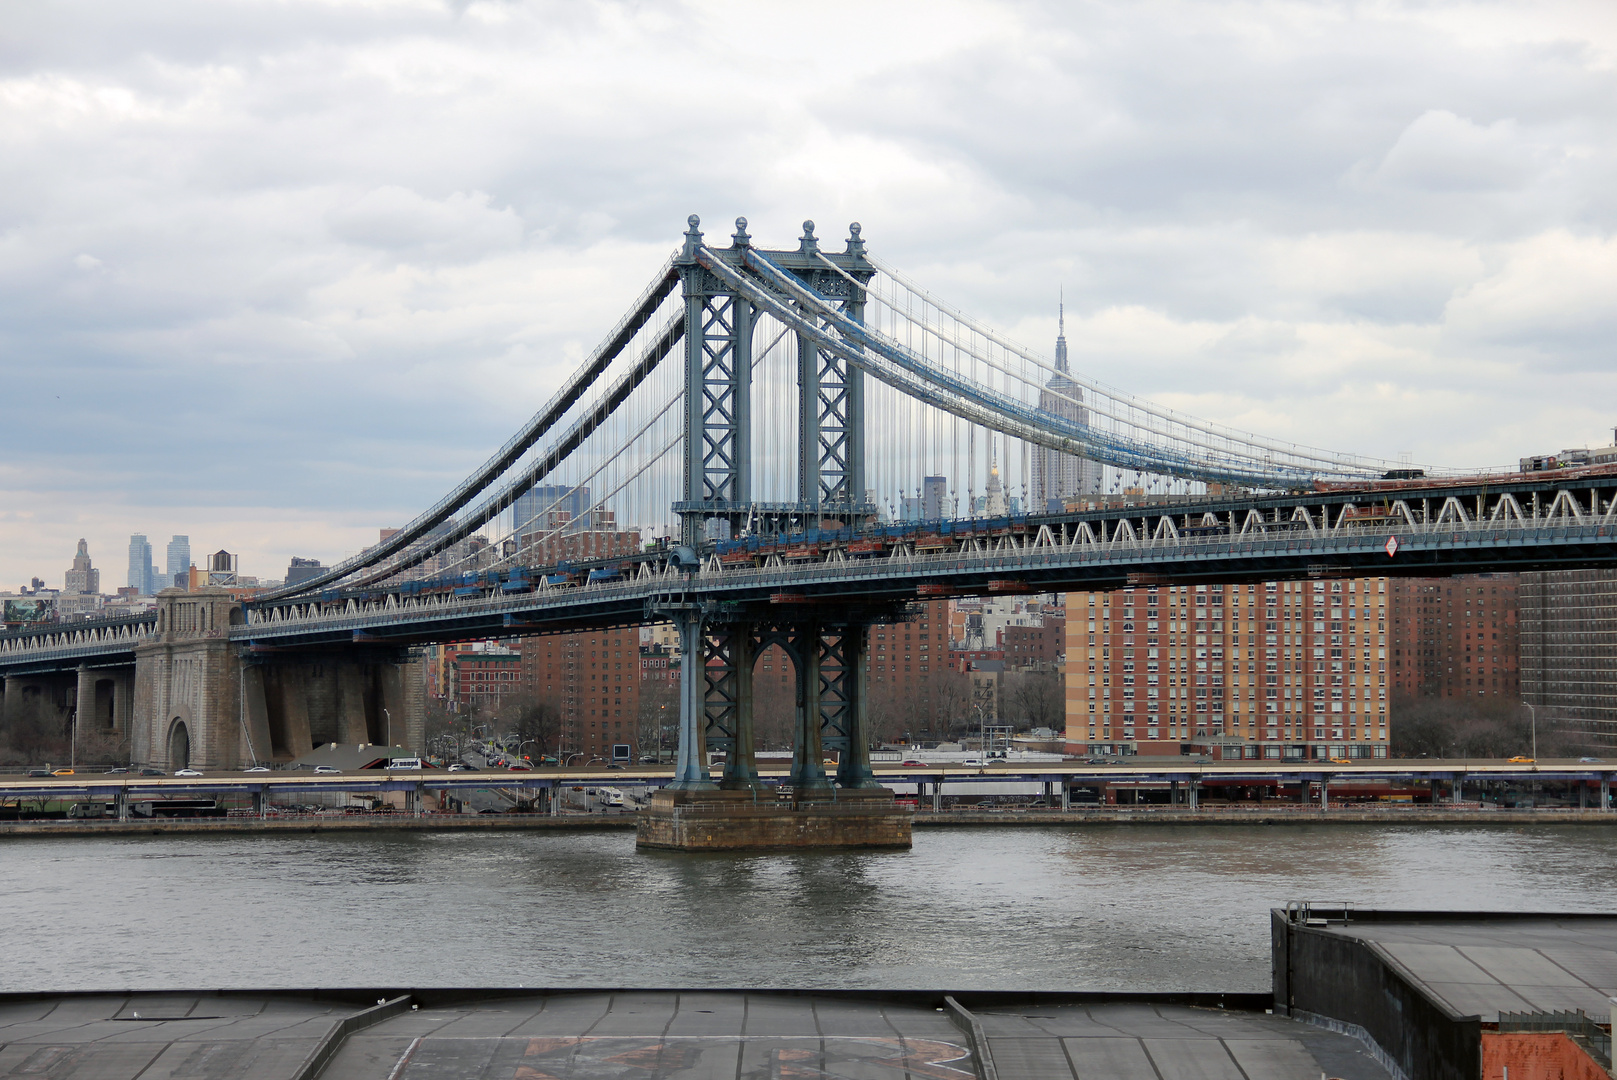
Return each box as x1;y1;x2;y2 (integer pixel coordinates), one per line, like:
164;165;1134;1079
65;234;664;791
7;824;1614;992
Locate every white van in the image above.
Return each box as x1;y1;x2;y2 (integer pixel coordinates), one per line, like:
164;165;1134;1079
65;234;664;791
385;757;424;770
595;787;625;807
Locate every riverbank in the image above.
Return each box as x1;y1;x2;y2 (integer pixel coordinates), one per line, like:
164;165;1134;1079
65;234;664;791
2;805;1613;837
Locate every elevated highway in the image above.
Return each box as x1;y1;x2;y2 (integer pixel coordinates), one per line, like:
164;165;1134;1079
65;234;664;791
2;758;1610;806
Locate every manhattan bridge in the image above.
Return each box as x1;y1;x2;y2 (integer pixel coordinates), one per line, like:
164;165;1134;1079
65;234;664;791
4;216;1617;786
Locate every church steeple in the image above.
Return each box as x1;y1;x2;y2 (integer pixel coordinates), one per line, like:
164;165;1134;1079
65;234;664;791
1055;289;1069;374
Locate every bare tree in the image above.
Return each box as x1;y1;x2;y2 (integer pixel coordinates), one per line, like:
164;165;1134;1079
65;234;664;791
1391;694;1533;758
929;667;973;743
1004;669;1064;731
636;678;678;761
502;691;562;762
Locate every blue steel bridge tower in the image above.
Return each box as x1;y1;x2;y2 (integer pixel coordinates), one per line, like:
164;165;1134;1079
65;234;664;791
661;216;893;801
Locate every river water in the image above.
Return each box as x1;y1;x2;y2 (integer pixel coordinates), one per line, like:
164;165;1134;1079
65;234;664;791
6;824;1613;993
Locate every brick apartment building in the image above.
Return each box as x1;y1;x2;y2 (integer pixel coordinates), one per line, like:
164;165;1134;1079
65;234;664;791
521;628;641;763
454;648;523;711
1065;578;1390;760
1387;575;1519;701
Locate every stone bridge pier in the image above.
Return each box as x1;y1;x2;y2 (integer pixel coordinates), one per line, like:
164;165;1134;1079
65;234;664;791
131;588;426;770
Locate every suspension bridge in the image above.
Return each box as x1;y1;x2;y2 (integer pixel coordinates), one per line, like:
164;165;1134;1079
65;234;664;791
3;216;1615;831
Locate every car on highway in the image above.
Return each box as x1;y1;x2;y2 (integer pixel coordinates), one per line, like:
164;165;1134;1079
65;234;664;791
105;766;129;774
1508;756;1536;764
25;768;50;777
507;763;532;772
51;768;74;776
244;766;270;773
900;759;926;767
447;763;471;772
313;764;341;775
961;758;986;767
1328;757;1352;764
174;768;203;777
139;768;166;776
1579;757;1604;763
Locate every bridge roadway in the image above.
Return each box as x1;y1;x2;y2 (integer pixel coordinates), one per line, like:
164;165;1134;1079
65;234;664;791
239;495;1614;652
3;470;1616;672
2;759;1611;804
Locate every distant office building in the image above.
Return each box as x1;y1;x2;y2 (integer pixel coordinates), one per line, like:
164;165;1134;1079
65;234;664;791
165;535;190;590
127;534;156;595
285;557;325;587
64;539;100;596
1519;569;1617;752
1030;304;1104;513
1387;576;1519;701
514;484;591;540
1066;578;1390;760
921;476;948;521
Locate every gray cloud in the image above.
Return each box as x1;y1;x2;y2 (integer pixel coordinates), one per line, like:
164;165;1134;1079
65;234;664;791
1;0;1614;586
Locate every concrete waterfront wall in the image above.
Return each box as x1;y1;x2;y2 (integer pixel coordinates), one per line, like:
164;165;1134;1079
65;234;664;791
1272;908;1481;1080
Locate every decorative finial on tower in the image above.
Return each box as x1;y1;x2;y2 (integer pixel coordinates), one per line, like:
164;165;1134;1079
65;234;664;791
680;214;704;261
798;219;818;255
845;221;866;258
731;216;751;248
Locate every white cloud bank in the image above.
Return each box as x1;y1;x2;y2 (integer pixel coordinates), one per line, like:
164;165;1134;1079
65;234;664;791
1;0;1614;587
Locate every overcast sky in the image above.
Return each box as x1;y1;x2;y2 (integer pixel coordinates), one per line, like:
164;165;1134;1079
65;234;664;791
2;0;1614;590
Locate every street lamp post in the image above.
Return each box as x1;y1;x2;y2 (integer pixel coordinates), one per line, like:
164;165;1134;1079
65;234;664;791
1522;701;1537;759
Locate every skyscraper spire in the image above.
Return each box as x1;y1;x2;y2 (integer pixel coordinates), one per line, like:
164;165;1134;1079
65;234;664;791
1054;289;1069;374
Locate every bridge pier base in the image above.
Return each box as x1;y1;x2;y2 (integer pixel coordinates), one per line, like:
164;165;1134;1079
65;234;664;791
641;605;908;850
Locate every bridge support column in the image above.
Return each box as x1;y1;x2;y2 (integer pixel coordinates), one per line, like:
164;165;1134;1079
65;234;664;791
833;624;878;790
242;665;272;768
704;625;762;791
668;609;715;791
787;622;833;795
1189;781;1198;811
1602;779;1610;811
1320;780;1329;810
252;790;265;819
1454;777;1463;805
1060;784;1070;811
74;665;94;736
111;671;133;732
336;663;368;745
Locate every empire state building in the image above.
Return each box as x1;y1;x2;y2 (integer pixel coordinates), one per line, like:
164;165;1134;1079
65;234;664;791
1030;303;1103;511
